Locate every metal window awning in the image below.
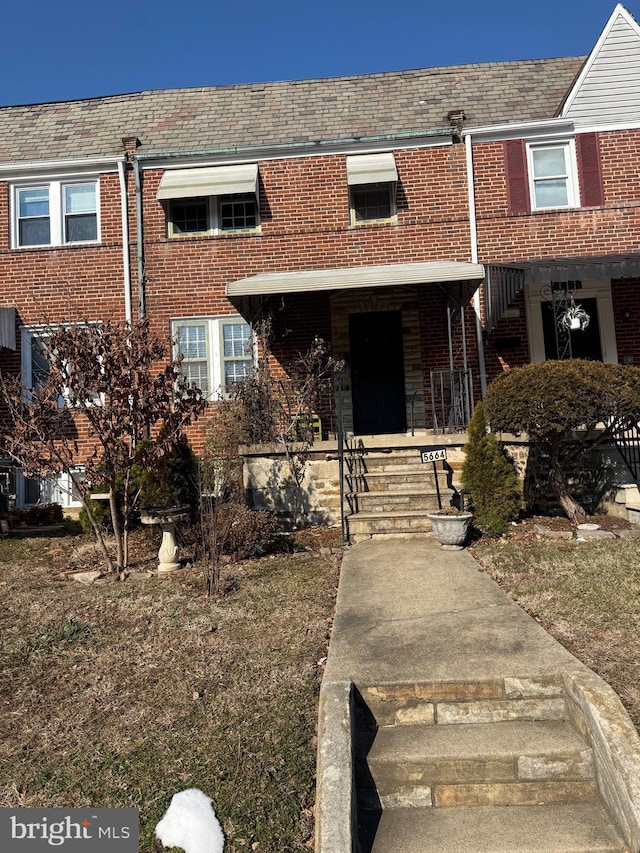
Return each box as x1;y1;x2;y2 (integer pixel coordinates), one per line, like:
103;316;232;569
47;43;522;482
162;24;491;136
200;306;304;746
226;260;484;300
0;307;16;350
484;253;640;333
156;163;259;200
346;153;398;185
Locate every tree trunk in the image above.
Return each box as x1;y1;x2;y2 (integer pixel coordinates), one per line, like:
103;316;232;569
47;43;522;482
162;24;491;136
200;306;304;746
108;489;125;571
80;496;115;574
549;445;587;525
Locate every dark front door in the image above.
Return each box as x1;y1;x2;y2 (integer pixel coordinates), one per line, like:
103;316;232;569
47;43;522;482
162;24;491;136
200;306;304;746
349;310;406;434
541;298;602;361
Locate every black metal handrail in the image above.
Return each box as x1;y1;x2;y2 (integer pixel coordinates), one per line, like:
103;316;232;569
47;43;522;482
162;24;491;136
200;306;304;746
611;420;640;483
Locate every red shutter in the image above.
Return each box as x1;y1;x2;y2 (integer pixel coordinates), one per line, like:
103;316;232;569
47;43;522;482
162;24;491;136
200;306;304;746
577;132;604;207
504;140;530;213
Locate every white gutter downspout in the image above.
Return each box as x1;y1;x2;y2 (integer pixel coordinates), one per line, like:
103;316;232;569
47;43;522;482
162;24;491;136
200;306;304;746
117;160;133;324
465;132;488;398
133;157;146;319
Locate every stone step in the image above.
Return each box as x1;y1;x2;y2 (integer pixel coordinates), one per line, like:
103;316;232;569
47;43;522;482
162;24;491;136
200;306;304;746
346;509;436;537
360;803;629;853
346;469;451;491
349;490;446;513
364;720;595;805
359;677;566;727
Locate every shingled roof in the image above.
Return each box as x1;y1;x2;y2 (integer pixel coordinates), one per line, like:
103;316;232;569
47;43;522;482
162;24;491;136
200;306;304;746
0;56;585;164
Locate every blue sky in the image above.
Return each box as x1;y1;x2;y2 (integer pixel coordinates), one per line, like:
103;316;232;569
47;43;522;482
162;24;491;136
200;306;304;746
2;1;637;107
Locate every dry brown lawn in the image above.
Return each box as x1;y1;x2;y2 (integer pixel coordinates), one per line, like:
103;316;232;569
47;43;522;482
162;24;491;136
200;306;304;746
0;528;341;852
471;519;640;731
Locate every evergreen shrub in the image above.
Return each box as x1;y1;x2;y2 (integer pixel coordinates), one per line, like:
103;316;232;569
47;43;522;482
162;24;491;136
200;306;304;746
462;401;522;536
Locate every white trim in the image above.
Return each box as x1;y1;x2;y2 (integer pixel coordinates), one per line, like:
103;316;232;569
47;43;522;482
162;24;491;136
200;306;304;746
569;120;640;133
0;156;123;179
561;4;640;118
462;118;575;144
525;279;618;364
526;139;579;211
11;178;101;249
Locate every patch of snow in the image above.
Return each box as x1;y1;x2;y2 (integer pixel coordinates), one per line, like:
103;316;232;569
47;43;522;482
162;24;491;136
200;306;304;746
155;788;224;853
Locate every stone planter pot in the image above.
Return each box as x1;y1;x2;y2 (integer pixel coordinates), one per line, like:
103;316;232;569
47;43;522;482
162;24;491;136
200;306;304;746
427;511;474;550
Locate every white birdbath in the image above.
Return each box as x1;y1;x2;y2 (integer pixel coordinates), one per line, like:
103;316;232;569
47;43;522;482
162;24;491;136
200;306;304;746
140;505;190;573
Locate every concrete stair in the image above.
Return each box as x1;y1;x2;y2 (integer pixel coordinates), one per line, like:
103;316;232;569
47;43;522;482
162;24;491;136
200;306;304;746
344;446;459;543
355;681;629;852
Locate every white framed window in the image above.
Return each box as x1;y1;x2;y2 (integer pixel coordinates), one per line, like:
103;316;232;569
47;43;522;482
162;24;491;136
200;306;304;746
20;324;103;406
171;316;254;398
167;193;259;238
21;326;52;392
526;141;579;210
12;179;100;248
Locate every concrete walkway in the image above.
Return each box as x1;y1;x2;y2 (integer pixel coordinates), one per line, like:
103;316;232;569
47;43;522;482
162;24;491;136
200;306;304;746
316;537;640;853
323;537;582;687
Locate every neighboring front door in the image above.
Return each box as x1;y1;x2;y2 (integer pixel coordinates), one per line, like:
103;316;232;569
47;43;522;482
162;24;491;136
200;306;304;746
349;310;406;434
541;298;603;360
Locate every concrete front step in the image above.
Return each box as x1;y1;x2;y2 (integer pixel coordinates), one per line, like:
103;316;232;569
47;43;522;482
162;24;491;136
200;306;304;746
345;470;451;495
362;803;629;853
366;720;595;804
346;509;435;539
360;681;567;727
349;490;445;513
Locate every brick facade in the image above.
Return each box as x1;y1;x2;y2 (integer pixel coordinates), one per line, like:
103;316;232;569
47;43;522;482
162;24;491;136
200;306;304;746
1;5;640;504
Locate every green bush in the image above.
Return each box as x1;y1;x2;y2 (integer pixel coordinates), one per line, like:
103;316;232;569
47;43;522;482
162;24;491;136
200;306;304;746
133;439;199;511
483;360;640;523
462;401;522;536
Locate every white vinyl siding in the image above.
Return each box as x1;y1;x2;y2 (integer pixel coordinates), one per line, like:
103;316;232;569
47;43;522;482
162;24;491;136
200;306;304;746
562;8;640;125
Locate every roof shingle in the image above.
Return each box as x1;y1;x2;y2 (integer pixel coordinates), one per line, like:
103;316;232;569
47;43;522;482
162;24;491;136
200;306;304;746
0;57;586;164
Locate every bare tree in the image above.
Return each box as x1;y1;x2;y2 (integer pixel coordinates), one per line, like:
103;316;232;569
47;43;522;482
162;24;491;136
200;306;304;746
0;319;205;573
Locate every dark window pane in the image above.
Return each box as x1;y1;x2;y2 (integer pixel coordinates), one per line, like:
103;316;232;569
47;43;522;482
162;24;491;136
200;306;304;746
171;199;208;233
218;194;257;230
352;183;393;221
19;218;50;246
66;214;97;242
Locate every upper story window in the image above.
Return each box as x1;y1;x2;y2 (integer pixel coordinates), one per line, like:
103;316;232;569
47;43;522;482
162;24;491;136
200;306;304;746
157;164;260;238
504;133;603;214
346;153;398;225
13;180;99;248
527;142;579;210
172;316;254;399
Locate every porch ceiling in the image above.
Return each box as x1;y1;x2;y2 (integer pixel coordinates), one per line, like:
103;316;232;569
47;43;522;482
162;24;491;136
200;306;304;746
226;260;485;300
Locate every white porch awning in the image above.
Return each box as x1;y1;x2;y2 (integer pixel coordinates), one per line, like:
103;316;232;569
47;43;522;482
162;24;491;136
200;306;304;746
226;260;484;298
157;163;259;200
346;153;398;185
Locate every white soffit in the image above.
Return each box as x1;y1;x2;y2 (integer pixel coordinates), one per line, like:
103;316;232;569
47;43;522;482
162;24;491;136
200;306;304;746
346;152;398;185
227;261;484;297
157;163;259;200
